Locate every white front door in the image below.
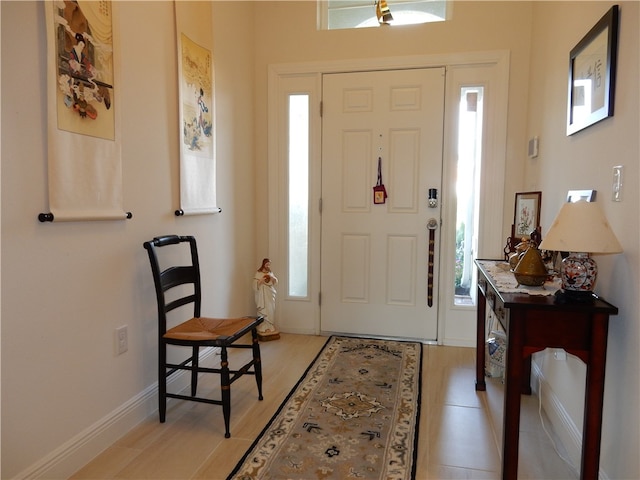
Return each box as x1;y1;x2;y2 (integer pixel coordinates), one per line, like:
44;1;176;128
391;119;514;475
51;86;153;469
320;68;445;340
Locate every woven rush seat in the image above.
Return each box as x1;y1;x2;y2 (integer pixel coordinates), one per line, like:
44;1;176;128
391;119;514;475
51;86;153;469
164;316;260;342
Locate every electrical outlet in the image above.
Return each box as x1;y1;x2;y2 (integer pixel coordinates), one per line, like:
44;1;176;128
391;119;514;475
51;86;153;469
554;349;567;361
115;325;128;355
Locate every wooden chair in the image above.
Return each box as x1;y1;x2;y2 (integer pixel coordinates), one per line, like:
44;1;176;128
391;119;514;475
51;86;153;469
143;235;263;438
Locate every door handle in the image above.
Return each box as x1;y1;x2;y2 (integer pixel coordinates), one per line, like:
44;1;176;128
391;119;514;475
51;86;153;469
427;219;438;307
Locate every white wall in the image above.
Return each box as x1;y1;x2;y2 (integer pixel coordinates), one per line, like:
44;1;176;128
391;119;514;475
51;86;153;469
525;2;639;478
1;1;257;477
2;1;638;478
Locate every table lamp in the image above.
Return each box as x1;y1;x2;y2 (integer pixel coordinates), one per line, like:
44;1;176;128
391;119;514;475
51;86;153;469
539;200;622;301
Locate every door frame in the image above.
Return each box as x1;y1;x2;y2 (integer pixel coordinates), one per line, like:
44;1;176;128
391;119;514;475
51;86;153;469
267;51;510;345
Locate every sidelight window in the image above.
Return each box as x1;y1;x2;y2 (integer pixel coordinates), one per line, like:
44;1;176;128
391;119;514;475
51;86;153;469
288;94;310;298
454;86;483;305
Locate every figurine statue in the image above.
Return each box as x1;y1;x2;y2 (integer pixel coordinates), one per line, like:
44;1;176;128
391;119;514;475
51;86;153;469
252;258;280;340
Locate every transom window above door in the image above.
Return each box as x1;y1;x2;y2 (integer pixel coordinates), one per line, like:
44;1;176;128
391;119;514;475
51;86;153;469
319;0;448;30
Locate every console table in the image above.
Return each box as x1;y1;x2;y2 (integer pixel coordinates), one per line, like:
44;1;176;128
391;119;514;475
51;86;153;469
475;260;618;480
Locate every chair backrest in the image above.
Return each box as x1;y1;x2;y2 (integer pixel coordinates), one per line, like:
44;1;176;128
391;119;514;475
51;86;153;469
143;235;202;334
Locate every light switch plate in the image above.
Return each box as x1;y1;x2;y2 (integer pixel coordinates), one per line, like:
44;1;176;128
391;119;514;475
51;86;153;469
612;165;623;202
527;136;539;158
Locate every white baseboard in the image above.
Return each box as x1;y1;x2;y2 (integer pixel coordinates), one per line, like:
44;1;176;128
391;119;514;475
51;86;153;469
531;361;610;480
441;337;475;347
14;347;220;480
279;325;318;335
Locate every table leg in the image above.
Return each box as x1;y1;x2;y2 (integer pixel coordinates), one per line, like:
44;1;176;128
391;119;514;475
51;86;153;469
580;314;609;480
476;285;487;391
502;311;525;480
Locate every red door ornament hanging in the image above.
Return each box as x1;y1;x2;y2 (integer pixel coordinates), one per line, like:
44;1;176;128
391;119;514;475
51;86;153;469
373;157;388;204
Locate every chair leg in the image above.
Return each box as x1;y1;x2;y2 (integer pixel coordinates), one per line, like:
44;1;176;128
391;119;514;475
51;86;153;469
191;346;199;397
159;341;167;423
220;346;232;438
251;328;264;401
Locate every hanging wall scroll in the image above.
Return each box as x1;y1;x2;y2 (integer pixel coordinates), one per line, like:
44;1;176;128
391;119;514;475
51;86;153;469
174;2;220;216
41;0;130;222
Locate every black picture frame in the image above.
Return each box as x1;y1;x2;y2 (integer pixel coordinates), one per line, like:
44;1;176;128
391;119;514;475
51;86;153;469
566;5;619;136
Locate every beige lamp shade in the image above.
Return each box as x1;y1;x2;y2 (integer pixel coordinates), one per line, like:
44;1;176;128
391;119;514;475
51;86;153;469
539;200;622;254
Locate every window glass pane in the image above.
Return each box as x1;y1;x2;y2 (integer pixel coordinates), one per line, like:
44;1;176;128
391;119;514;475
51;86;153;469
322;0;447;30
288;95;309;297
454;87;483;306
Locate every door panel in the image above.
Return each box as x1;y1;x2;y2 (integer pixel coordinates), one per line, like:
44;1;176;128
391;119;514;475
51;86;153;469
389;129;420;212
387;235;417;305
341;234;370;302
342;131;372;212
321;68;445;340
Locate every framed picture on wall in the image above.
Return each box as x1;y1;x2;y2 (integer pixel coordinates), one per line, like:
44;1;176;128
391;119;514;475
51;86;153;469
513;191;542;238
567;5;619;135
567;189;596;202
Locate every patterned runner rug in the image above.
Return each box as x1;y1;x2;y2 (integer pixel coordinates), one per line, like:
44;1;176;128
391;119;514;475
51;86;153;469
227;336;423;480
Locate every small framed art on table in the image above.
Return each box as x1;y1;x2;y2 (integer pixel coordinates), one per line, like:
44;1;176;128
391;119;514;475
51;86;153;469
514;191;542;239
567;189;596;202
504;191;542;258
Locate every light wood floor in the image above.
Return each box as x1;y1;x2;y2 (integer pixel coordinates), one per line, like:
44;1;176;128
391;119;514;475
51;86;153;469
70;333;578;479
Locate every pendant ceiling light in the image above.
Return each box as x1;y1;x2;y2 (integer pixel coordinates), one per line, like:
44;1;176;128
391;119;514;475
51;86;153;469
376;0;394;25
